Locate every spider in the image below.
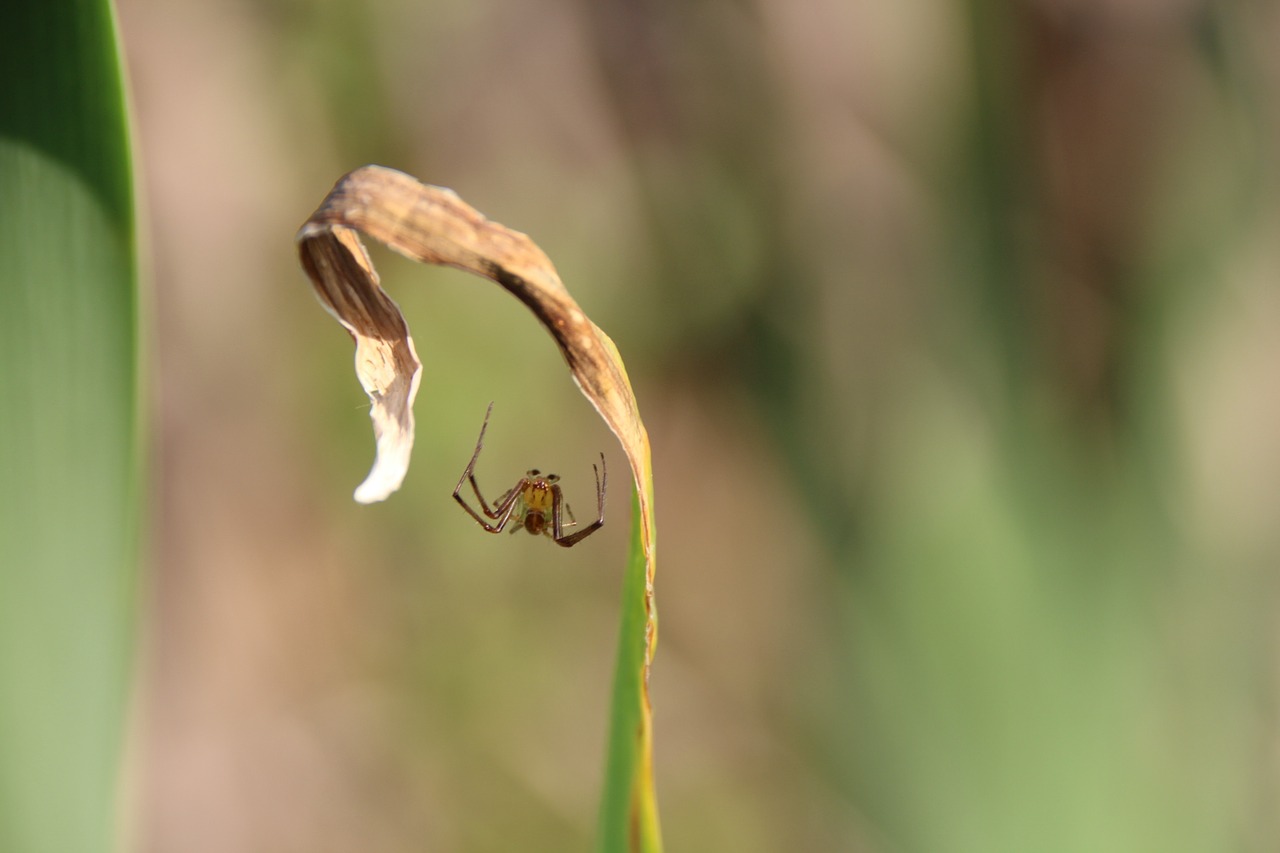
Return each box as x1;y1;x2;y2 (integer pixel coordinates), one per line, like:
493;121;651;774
452;403;607;547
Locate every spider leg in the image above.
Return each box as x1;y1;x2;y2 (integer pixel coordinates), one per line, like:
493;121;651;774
469;473;503;519
492;485;516;511
453;402;493;499
551;453;607;548
456;477;526;534
452;402;523;532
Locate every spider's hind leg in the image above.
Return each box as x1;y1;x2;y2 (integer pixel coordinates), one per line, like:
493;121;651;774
549;456;606;547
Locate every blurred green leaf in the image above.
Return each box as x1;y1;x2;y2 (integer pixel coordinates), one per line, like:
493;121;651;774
0;1;139;852
841;386;1259;853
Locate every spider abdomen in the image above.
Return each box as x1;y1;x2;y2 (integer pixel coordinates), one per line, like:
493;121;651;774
523;511;547;535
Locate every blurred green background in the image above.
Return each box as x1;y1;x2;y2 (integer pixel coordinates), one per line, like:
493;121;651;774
108;0;1279;850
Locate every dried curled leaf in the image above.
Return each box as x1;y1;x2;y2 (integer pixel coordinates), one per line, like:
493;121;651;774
297;168;650;518
295;166;660;849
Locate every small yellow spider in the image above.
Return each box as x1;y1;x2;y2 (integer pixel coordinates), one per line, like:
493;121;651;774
452;403;607;547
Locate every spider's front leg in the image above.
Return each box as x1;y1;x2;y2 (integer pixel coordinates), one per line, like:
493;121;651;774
467;473;502;519
453;403;494;506
455;476;526;534
452;402;523;532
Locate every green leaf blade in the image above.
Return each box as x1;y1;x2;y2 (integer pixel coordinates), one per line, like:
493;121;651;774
597;486;662;853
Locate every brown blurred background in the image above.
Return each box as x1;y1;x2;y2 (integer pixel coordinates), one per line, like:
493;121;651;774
116;0;1280;850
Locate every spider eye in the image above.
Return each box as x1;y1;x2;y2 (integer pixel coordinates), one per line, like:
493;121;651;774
528;469;540;477
547;473;559;483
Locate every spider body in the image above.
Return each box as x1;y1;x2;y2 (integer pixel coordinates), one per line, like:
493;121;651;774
494;471;557;537
453;404;606;547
